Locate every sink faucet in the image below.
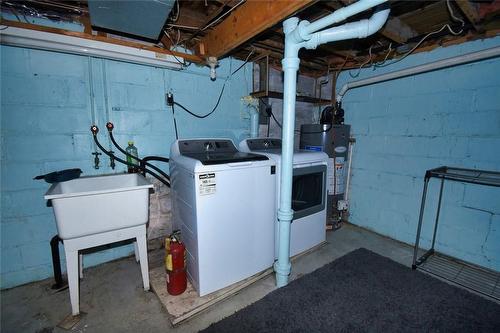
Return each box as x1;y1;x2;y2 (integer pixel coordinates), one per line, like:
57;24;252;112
109;151;116;170
92;151;102;169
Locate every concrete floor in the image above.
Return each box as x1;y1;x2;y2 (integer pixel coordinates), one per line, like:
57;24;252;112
1;224;415;333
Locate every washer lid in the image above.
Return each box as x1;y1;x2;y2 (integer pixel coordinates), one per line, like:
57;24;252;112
178;139;268;165
182;152;268;165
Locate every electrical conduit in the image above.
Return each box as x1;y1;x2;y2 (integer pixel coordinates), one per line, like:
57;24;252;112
276;0;390;287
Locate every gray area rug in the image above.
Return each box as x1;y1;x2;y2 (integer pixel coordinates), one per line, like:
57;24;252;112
202;248;500;332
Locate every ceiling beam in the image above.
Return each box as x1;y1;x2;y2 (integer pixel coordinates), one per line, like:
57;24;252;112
161;34;173;49
77;14;92;34
379;16;418;44
455;0;482;31
1;20;204;64
479;0;500;19
197;0;316;58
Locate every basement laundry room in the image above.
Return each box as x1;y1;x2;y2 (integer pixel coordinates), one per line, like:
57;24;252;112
1;0;500;332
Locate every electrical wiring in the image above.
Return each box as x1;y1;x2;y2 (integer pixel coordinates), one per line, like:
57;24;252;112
370;42;393;68
260;99;301;133
26;0;86;14
170;0;180;23
318;56;348;109
258;98;280;128
446;0;465;28
199;0;245;32
376;23;463;68
231;48;255;76
162;29;189;67
348;45;373;78
270;108;283;129
166;23;199;30
371;0;464;69
266;114;271;137
180;0;246;45
170;104;180;139
171;48;253;119
6;5;22;22
173;81;226;119
347;0;465;72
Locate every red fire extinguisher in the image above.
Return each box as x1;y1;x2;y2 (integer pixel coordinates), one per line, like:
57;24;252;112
165;231;187;296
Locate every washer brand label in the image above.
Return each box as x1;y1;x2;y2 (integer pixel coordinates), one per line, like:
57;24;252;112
304;145;322;152
199;173;216;195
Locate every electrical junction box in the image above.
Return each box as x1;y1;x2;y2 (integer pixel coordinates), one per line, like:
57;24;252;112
88;0;175;40
337;200;349;211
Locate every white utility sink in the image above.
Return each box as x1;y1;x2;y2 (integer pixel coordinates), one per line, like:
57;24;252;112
45;173;154;315
45;173;154;240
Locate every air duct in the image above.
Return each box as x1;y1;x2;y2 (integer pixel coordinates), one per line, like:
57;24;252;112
88;0;175;40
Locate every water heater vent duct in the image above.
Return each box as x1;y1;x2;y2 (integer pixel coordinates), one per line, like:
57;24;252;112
88;0;175;40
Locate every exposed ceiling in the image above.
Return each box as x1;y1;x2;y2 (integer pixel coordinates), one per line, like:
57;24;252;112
2;0;500;77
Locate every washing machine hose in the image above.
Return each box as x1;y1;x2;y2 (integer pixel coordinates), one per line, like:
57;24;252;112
90;125;170;188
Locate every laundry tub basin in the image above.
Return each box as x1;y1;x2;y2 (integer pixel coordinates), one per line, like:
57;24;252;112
45;173;154;240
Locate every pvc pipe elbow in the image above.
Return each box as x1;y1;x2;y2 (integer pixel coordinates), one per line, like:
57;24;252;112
364;8;390;37
283;17;299;34
312;6;390;47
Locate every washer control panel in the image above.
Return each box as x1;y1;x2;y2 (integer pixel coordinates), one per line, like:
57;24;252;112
246;138;282;151
179;139;237;154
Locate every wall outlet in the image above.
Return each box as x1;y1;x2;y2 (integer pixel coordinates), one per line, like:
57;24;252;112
165;92;174;106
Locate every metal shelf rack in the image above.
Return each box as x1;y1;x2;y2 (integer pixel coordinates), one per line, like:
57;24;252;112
412;166;500;301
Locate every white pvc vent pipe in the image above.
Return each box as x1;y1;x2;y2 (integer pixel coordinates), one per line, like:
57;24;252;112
275;0;390;288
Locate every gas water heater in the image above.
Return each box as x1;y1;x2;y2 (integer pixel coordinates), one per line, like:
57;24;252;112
300;122;350;223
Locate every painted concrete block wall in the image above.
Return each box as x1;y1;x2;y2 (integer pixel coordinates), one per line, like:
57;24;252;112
1;45;253;289
337;37;500;271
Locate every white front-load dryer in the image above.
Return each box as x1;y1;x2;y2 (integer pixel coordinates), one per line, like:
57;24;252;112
240;138;328;258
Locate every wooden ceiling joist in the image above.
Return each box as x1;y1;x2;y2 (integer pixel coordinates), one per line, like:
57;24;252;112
1;19;204;65
2;0;498;77
197;0;316;59
455;0;482;31
379;16;418;44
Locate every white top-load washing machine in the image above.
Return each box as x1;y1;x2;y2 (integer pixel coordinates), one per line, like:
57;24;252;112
170;139;276;296
240;138;328;258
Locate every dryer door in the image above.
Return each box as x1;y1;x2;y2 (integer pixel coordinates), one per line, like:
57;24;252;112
292;164;327;219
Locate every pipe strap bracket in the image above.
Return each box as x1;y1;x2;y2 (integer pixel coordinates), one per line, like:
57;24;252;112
281;57;300;70
277;208;294;222
274;260;291;274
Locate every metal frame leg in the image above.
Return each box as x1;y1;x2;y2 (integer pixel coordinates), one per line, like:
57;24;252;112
430;178;445;250
412;177;429;269
50;235;65;289
134;241;140;262
65;248;80;315
136;231;150;291
79;253;83;279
